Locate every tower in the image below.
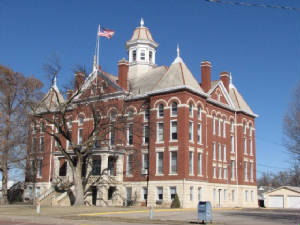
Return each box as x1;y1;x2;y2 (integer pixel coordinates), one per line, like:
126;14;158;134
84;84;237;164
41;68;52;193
126;18;159;80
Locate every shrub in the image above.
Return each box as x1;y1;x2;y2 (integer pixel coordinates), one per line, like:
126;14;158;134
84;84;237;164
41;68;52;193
171;194;181;208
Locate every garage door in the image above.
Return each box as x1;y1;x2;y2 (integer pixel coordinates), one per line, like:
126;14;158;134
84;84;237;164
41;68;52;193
287;196;300;209
268;196;284;208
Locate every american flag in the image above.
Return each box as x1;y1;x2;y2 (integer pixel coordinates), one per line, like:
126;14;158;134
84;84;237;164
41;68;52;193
98;27;115;39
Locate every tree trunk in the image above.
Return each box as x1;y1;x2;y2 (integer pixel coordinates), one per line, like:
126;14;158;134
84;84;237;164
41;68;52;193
72;162;85;205
1;156;8;205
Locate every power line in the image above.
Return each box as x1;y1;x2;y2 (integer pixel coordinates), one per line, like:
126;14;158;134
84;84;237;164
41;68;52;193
256;163;288;170
204;0;300;11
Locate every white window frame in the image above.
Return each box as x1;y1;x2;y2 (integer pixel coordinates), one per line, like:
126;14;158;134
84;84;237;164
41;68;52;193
197;106;202;120
144;125;149;144
218;167;222;179
231;136;234;153
142;153;149;175
224;167;228;179
244;161;248;181
156;152;164;175
157;187;163;200
171;102;178;117
198;187;202;201
218;143;222;161
78;128;83;145
223;144;227;162
190;186;194;201
249;124;252;137
189;121;193;142
223;119;226;138
170;120;178;141
126;154;133;176
231;160;235;180
157;122;164;143
213;115;216;135
158;104;164;118
197;152;202;176
213;142;216;160
213;166;216;178
218;118;221;136
244;138;247;154
169;151;177;174
189;151;194;175
189;103;193;117
250;162;254;181
127;123;133;145
249;139;253;155
197;123;202;144
170;186;176;200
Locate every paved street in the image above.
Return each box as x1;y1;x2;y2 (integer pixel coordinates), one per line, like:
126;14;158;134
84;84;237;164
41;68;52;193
0;206;299;225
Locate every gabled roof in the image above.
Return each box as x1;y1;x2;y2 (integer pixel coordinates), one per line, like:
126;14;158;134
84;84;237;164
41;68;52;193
36;84;64;113
229;83;256;116
129;66;168;95
264;186;300;195
207;80;235;109
151;56;203;92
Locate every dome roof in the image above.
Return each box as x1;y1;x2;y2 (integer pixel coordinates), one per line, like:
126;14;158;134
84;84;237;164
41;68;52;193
126;18;158;48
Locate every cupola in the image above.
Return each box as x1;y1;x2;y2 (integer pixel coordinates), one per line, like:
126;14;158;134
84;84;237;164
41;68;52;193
126;18;159;80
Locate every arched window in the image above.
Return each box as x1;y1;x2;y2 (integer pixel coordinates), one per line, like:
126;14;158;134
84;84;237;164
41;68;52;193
189;103;193;117
158;104;164;117
128;110;134;120
110;111;116;121
243;122;247;134
171;102;178;116
197;106;202;120
132;50;136;62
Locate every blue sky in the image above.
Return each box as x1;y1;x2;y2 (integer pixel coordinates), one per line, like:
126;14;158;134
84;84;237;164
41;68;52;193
1;0;299;180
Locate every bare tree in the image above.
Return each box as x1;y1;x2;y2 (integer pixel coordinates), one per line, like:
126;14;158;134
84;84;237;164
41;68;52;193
30;60;146;206
0;65;43;204
283;83;300;163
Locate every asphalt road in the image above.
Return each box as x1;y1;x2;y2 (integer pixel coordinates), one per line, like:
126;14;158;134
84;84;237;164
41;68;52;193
0;207;299;225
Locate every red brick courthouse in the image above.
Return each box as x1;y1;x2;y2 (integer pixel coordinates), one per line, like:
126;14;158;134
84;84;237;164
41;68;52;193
25;20;258;208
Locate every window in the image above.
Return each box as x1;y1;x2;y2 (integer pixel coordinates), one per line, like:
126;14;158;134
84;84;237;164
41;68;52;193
244;138;247;154
218;144;222;161
157;122;164;142
249;124;252;137
108;156;116;176
230;136;234;152
243;122;247;134
78;128;83;144
109;126;115;146
245;190;249;202
197;123;202;143
170;151;177;174
198;187;202;201
198;153;202;175
213;143;216;160
218;118;221;136
37;160;43;177
140;50;145;60
127;123;133;145
232;190;235;201
230;120;234;132
91;158;101;175
108;186;116;200
128;110;134;120
213;115;216;135
126;187;132;200
110;111;116;121
213;166;216;178
31;138;36;152
171;121;178;141
39;137;44;152
251;190;254;201
66;131;72;149
171;102;178;116
40;122;45;133
158;104;164;117
59;159;67;176
189;151;194;175
157;187;163;200
142;187;148;200
132;50;136;62
189;121;193;141
149;51;153;63
156;152;164;174
189;103;193;117
36;187;40;197
190;186;194;201
144;125;149;144
197;106;202;120
142;153;148;175
218;167;222;179
67;121;72;129
126;155;133;176
144;108;150;121
223;145;227;162
79;117;84;125
231;160;235;180
250;162;254;181
170;187;176;200
224;189;227;201
223;119;226;137
249;139;253;155
224;168;227;179
244;162;248;181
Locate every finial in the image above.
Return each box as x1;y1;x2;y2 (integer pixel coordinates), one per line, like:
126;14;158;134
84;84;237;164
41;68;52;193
140;18;144;27
230;73;232;85
52;74;57;88
177;44;180;57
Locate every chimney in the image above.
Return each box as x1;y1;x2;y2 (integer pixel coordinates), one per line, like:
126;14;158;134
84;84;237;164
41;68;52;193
117;58;129;91
74;71;85;90
220;72;230;92
201;61;212;92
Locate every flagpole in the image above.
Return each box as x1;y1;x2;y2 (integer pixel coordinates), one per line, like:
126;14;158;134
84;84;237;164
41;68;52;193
97;24;101;70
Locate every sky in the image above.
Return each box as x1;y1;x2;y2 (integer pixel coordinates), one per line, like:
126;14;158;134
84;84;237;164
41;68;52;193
0;0;299;181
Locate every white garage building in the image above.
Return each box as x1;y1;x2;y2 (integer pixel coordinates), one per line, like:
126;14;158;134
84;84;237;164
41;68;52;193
264;186;300;209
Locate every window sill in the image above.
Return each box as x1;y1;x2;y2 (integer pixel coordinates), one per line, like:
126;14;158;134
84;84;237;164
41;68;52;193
168;173;178;176
155;173;164;176
169;140;178;143
126;174;133;177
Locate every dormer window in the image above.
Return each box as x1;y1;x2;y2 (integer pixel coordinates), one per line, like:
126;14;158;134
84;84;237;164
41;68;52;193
140;50;145;61
149;51;153;63
132;50;137;62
